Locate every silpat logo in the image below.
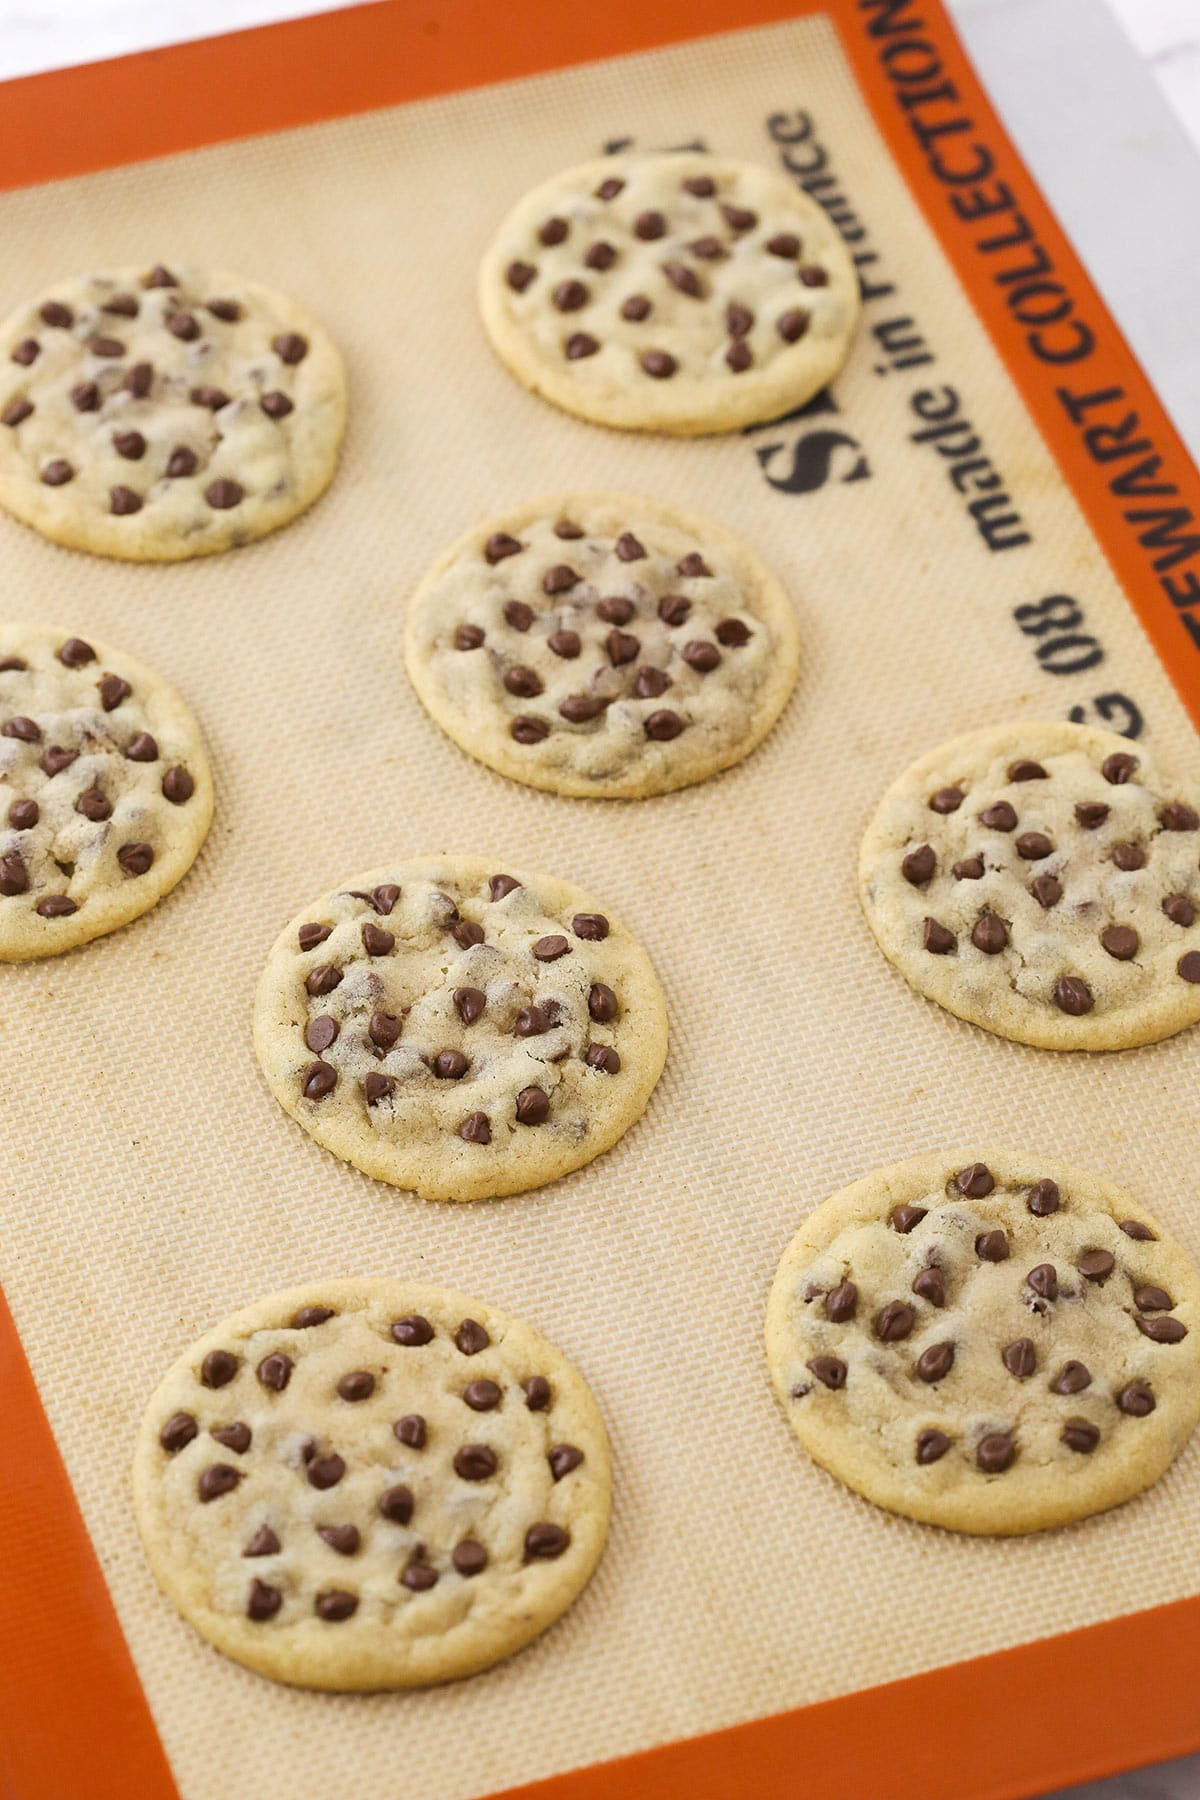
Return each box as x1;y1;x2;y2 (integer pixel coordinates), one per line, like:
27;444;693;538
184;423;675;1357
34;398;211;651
745;388;871;494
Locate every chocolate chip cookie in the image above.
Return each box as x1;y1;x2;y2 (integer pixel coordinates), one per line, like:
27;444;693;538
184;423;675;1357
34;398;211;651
404;494;800;797
766;1152;1200;1534
253;857;668;1199
479;154;860;434
859;721;1200;1049
0;624;212;957
133;1280;611;1687
0;264;345;559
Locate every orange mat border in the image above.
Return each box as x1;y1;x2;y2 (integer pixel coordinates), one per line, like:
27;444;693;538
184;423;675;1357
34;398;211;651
2;3;1200;1798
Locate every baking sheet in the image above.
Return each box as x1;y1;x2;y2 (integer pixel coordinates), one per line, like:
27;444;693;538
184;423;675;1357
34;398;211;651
1;13;1199;1799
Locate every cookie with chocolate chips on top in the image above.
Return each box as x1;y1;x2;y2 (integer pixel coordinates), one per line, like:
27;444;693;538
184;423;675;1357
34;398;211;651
480;153;860;433
404;494;800;798
133;1279;611;1688
253;857;668;1199
766;1152;1200;1534
0;264;345;559
0;624;212;957
859;721;1200;1050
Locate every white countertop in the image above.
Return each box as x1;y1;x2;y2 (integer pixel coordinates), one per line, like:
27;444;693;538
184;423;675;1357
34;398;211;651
1;4;1198;1797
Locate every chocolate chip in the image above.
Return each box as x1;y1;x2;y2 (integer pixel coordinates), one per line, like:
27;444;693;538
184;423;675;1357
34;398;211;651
607;629;641;666
35;896;76;918
548;630;581;658
144;265;179;288
542;567;579;602
1133;1284;1173;1314
976;1229;1010;1262
159;1411;198;1453
1075;801;1110;828
645;709;684;740
725;341;753;372
584;1044;621;1073
257;1353;292;1391
1027;1264;1058;1301
1050;1361;1092;1395
243;1524;279;1557
395;1414;427;1451
211;1422;252;1454
506;261;536;292
454;986;487;1025
1;715;39;742
40;745;75;774
1002;1338;1037;1379
631;667;669;700
777;308;811;342
516;1086;550;1125
683;173;716;196
949;856;983;881
1062;1419;1100;1454
890;1204;927;1234
677;553;712;578
40;460;74;487
1162;802;1199;831
716;618;752;647
1029;874;1061;911
875;1300;916;1342
454;1444;498;1481
98;673;132;711
392;1314;434;1348
0;854;27;896
463;1379;501;1412
641;350;677;379
524;1376;552;1410
766;231;801;258
12;339;40;365
201;1349;239;1388
307;1454;346;1490
453;1540;488;1576
588;982;619;1023
912;1266;945;1307
544;1445;583;1485
292;1305;335;1327
261;390;294;419
533;934;569;961
1077;1248;1115;1283
824;1281;858;1323
683;639;721;673
916;1429;951;1464
980;801;1017;831
725;303;754;338
39;301;73;328
199;1464;242;1502
584;241;617;270
369;1010;402;1049
165;446;198;478
806;1355;847;1390
972;915;1009;954
570;914;609;945
598;596;636;625
433;1049;469;1080
525;1523;570;1561
124;361;154;399
1006;758;1046;782
361;921;394;956
1111;842;1145;871
315;1590;358;1621
1136;1314;1187;1343
0;656;26;672
363;1072;395;1106
902;844;935;886
799;265;830;287
1118;1380;1156;1416
977;1432;1016;1473
1016;832;1053;861
117;843;154;878
1101;924;1139;960
721;203;757;233
1055;975;1093;1015
664;261;704;299
951;1164;993;1201
657;594;691;627
1;398;32;427
1163;893;1196;927
189;385;230;412
1178;951;1200;983
916;1341;955;1383
929;786;964;814
514;1005;551;1039
206;477;244;509
633;210;667;240
205;297;241;322
555;521;583;540
621;295;652;321
553;279;590;312
922;918;955;955
305;964;342;997
455;1318;490;1357
333;1371;375;1405
167;310;200;341
7;799;36;830
565;333;599;359
1028;1179;1061;1216
302;1061;336;1100
1102;751;1138;784
539;216;569;245
317;1525;360;1556
245;1579;282;1622
1120;1220;1157;1241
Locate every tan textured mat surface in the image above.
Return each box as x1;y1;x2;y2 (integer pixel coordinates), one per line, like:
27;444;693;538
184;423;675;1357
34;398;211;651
1;15;1198;1800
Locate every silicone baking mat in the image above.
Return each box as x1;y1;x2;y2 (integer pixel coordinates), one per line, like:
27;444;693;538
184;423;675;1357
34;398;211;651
3;4;1200;1799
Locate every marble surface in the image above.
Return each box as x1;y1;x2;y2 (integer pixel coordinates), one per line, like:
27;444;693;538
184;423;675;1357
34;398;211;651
0;3;1198;1797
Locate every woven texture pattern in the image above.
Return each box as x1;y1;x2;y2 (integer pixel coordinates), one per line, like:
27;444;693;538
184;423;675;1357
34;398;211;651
0;17;1198;1800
